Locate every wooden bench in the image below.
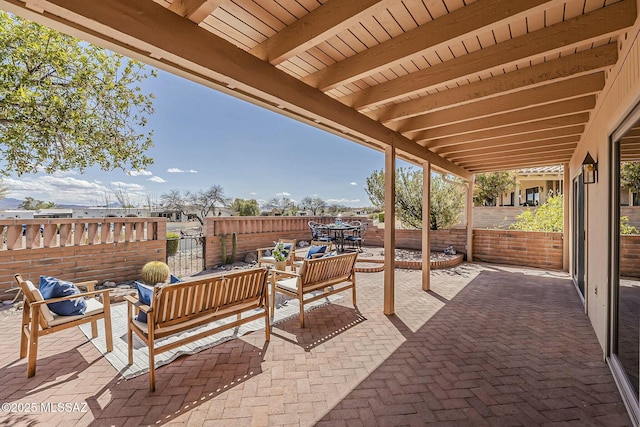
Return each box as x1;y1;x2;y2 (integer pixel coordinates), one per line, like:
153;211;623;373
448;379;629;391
124;267;270;391
271;252;358;327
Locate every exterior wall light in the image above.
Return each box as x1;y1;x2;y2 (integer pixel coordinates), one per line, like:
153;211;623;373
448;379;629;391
582;152;597;184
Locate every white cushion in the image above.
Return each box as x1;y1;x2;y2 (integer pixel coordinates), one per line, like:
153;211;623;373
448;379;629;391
276;277;299;293
47;298;104;327
24;280;54;323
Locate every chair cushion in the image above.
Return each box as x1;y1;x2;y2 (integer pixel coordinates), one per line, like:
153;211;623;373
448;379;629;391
134;281;154;323
47;298;104;327
276;277;299;293
24;280;54;323
306;245;327;259
39;276;87;316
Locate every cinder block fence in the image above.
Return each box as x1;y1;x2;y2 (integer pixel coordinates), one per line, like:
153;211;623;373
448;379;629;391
2;215;637;299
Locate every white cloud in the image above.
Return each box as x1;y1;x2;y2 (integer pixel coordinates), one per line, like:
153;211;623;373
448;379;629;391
110;181;145;191
128;170;153;176
53;170;78;177
148;176;166;183
250;192;257;195
4;175;151;205
276;192;291;197
167;167;198;174
350;182;358;186
326;198;361;204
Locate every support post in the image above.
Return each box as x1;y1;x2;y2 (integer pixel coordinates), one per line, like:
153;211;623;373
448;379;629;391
563;163;570;271
384;145;396;315
467;175;474;262
422;162;431;291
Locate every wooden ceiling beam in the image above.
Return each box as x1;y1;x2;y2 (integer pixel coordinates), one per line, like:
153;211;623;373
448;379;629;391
460;152;574;169
446;138;578;161
468;159;568;173
304;0;560;91
370;44;617;123
422;114;589;148
250;0;391;64
394;72;604;133
410;97;595;141
341;0;635;110
433;126;584;155
168;0;225;23
1;0;472;179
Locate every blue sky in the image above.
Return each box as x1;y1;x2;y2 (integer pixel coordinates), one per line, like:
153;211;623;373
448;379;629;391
4;68;409;208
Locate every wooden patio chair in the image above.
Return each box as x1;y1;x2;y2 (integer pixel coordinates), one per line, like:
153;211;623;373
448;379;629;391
257;238;297;270
14;274;113;377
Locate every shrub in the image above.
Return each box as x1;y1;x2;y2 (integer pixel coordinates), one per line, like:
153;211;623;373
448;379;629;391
166;232;180;256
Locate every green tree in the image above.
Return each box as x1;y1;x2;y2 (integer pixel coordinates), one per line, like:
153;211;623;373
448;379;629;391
365;167;465;230
267;195;295;216
621;162;640;194
510;194;563;232
18;196;55;210
0;12;156;176
300;196;327;215
474;172;515;206
231;198;260;216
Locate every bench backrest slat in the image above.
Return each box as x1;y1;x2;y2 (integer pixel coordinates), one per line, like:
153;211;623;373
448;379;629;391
299;252;357;289
152;268;268;328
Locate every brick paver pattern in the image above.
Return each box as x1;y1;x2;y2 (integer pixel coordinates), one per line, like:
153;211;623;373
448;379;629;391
0;263;632;426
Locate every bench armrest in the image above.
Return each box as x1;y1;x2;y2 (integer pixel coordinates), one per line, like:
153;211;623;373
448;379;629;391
75;280;98;292
31;288;111;305
271;270;300;280
124;295;152;313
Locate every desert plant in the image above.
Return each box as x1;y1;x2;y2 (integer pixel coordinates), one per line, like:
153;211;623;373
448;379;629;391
141;261;170;285
166;232;180;256
220;234;227;264
228;232;237;264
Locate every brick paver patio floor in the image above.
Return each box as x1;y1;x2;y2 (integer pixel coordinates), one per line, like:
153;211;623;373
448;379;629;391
0;262;632;426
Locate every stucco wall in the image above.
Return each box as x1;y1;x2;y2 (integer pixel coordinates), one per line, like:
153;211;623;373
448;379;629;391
570;14;640;353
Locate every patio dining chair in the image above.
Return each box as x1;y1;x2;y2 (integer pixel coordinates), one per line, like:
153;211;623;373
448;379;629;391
14;274;113;377
345;221;367;251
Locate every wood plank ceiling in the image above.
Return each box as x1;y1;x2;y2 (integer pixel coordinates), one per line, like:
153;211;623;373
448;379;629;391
1;0;637;177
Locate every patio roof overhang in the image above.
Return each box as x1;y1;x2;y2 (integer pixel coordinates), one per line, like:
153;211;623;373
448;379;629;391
2;0;636;179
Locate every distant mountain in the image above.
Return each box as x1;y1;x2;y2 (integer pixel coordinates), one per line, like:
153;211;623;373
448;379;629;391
0;199;128;210
0;198;22;209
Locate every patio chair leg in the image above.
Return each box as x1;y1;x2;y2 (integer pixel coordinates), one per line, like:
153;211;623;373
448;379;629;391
269;275;276;321
148;345;156;392
27;310;39;377
90;320;98;338
20;304;30;359
264;305;270;341
299;297;305;328
127;303;133;365
103;297;113;353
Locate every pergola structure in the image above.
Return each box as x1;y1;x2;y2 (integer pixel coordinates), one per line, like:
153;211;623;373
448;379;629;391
0;0;636;314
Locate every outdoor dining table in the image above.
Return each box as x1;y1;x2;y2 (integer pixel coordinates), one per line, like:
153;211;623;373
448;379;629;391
324;223;358;253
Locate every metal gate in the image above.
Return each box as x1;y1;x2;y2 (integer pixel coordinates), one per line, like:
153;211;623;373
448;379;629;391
166;231;204;277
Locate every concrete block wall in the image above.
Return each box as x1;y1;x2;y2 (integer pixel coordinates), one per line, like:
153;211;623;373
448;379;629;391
472;229;563;270
2;240;166;294
620;235;640;277
0;218;166;296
